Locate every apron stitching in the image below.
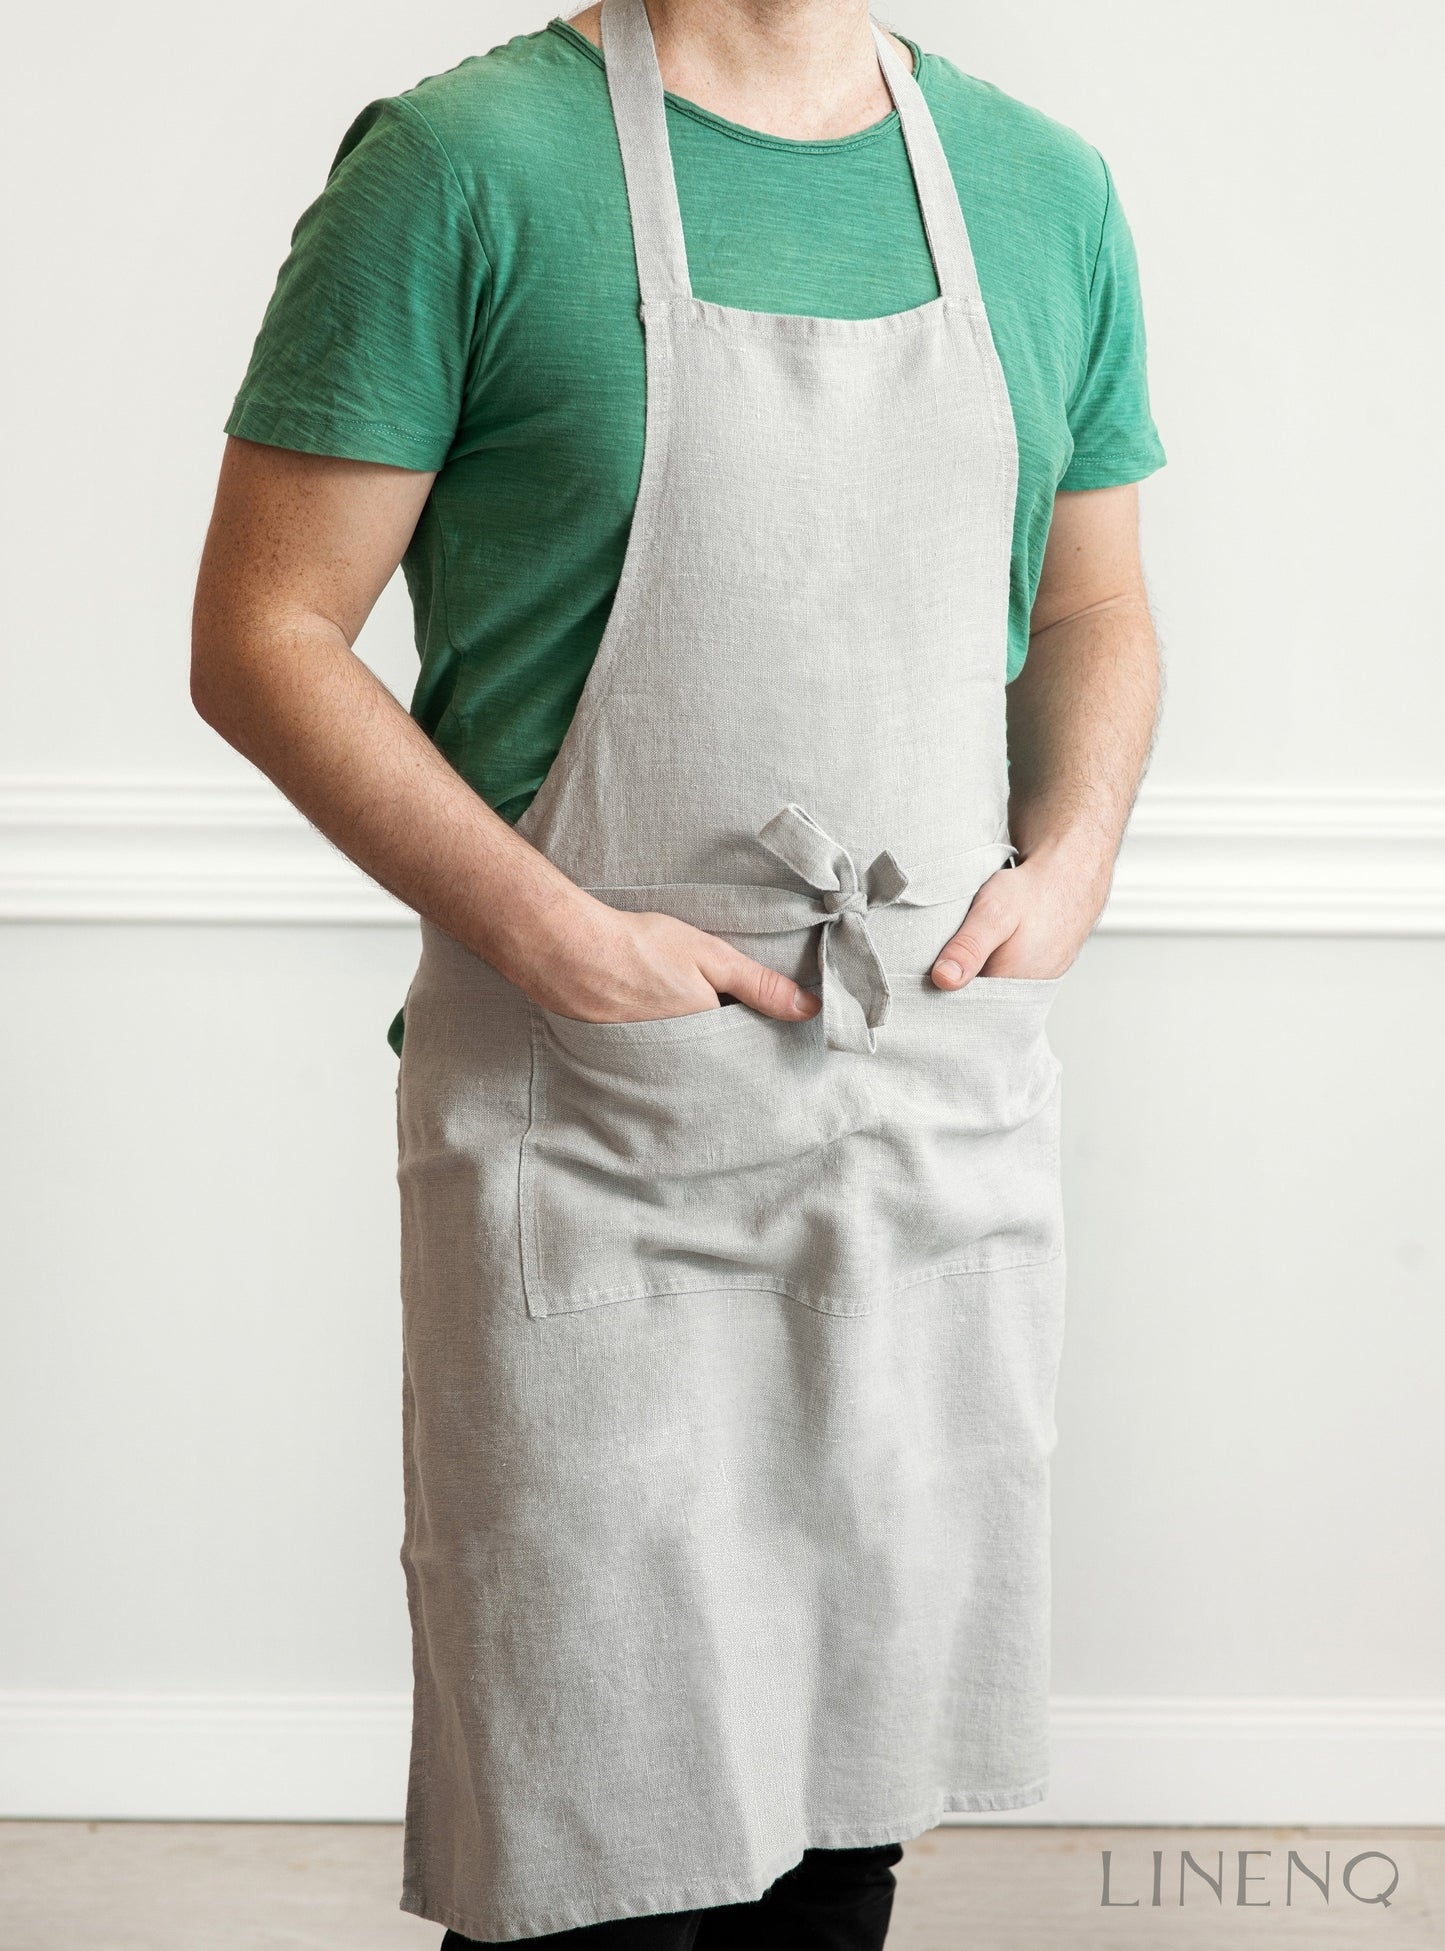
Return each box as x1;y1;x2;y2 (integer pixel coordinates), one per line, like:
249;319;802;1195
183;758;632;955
518;1002;548;1310
525;1250;1067;1320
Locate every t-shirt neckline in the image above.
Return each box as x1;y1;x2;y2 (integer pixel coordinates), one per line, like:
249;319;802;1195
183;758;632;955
546;16;928;153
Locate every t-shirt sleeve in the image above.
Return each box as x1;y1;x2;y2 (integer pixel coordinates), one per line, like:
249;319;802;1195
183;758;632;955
1058;155;1166;492
223;95;489;471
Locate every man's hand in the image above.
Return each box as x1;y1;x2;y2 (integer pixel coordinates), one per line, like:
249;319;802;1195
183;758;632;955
929;846;1113;987
510;901;821;1025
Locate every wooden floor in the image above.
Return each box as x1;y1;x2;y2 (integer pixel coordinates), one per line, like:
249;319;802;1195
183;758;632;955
1;1821;1441;1948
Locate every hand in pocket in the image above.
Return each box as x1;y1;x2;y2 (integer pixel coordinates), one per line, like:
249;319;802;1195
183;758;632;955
518;902;821;1026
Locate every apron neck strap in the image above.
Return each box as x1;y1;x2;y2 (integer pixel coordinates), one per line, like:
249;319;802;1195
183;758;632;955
599;0;985;307
599;0;691;305
869;22;983;306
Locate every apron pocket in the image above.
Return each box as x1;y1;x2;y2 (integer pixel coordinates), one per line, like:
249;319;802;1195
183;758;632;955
864;975;1066;1286
520;998;880;1318
519;972;1066;1319
962;973;1067;995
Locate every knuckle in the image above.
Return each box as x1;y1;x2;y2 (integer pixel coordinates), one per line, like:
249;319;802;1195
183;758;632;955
944;930;990;970
752;962;789;1012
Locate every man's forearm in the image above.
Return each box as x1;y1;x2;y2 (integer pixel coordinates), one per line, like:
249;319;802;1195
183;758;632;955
927;581;1161;987
190;605;600;991
1006;591;1162;921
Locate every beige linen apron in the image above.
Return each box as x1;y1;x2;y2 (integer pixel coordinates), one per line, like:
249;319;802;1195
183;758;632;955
395;0;1069;1937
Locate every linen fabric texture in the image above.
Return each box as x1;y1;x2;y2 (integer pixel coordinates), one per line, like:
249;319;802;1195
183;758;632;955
439;1841;906;1948
394;0;1081;1938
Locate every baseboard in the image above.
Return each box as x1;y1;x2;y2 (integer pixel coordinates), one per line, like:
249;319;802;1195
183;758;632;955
953;1697;1445;1828
1;779;1444;934
0;1692;412;1823
2;1693;1441;1825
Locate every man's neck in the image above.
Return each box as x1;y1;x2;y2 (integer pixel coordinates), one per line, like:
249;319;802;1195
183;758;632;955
562;1;916;141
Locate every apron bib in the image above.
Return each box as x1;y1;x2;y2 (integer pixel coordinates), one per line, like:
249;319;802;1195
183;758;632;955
396;1;1069;1936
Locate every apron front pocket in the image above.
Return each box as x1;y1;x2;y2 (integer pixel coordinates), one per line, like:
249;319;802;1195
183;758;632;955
519;973;1066;1320
520;998;881;1318
864;975;1067;1285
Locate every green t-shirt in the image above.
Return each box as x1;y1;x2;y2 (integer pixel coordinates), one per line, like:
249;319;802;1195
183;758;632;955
223;17;1165;1055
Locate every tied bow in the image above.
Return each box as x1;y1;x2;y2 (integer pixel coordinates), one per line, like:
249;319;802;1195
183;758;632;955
756;803;910;1055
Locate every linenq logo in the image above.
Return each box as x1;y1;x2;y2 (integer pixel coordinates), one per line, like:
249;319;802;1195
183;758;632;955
1099;1848;1400;1909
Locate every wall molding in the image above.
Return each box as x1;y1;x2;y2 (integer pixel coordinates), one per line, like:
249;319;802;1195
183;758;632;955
2;777;1444;934
1;1692;1440;1825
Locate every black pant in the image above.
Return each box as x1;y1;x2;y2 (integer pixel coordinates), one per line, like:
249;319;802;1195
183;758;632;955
441;1842;905;1949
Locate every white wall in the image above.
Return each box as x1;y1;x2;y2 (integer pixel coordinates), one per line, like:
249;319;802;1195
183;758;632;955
2;0;1442;1824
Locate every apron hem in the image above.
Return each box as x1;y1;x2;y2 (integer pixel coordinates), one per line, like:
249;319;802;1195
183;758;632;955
399;1778;1049;1944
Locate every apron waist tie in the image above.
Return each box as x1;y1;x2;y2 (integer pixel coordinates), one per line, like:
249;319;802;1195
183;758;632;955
585;802;1016;1056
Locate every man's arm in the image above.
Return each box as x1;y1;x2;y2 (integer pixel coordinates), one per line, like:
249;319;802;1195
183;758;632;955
929;482;1162;986
190;437;819;1023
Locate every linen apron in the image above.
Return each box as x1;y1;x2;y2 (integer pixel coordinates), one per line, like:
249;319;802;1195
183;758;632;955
395;0;1069;1938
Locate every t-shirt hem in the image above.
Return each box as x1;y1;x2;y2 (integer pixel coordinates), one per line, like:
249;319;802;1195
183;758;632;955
224;396;452;472
1057;448;1167;492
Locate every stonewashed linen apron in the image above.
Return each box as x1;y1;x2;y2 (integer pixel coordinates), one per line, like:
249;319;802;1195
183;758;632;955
394;0;1069;1938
